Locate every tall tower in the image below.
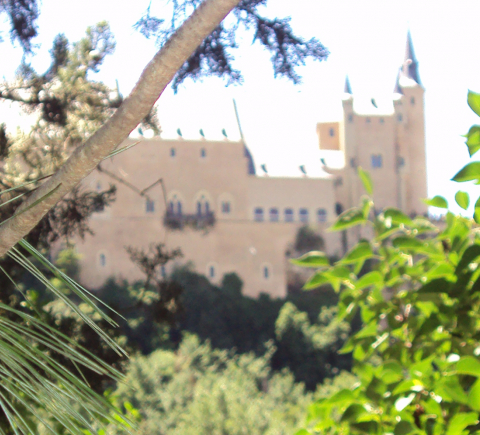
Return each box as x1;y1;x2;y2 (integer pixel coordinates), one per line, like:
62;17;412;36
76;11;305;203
393;30;428;215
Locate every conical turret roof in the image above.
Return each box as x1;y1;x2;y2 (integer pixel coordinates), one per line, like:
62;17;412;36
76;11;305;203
402;30;421;85
344;76;352;94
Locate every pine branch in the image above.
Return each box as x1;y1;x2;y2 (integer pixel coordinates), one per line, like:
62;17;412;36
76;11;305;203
0;0;241;256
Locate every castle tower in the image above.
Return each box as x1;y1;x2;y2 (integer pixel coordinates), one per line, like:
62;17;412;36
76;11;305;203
393;30;428;216
318;31;428;220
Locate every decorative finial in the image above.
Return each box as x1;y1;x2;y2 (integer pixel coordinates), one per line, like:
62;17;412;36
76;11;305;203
177;128;182;137
221;128;228;138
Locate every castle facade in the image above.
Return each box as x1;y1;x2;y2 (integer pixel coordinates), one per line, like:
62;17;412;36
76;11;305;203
74;32;427;298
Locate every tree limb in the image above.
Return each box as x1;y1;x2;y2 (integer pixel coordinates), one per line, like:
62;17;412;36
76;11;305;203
0;0;241;257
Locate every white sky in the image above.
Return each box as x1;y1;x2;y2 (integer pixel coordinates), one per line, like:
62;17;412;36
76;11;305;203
0;0;480;214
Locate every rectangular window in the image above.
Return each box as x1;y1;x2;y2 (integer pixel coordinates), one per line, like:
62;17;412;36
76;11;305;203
269;208;279;222
284;208;294;222
146;198;155;213
317;208;327;223
371;154;383;169
221;201;231;214
254;207;264;222
299;208;309;223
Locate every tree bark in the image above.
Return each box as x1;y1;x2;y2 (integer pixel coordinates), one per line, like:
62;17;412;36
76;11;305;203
0;0;241;257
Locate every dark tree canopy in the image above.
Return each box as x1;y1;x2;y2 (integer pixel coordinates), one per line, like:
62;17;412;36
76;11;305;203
0;0;39;52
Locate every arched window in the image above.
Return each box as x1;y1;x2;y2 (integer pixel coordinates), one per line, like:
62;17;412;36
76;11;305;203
221;201;231;214
329;128;335;137
209;265;215;278
254;208;264;222
161;265;166;278
168;194;183;216
348;113;353;123
379;118;384;124
335;203;344;216
366;117;371;123
200;148;206;158
269;208;279;222
317;208;327;223
284;208;294;222
397;114;403;123
299;208;309;223
170;148;176;157
146;198;155;213
196;195;210;216
410;96;415;105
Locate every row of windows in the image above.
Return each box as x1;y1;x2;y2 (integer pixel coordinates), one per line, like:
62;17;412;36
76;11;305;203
254;207;327;223
170;148;207;158
346;113;407;123
207;264;271;280
97;253;272;281
145;198;231;215
349;154;406;170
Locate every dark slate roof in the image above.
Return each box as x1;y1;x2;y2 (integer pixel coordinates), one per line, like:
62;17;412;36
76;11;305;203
403;30;421;85
244;144;256;175
344;76;352;94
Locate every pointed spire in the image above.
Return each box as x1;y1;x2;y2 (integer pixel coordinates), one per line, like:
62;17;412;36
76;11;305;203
393;69;403;94
344;76;352;94
402;30;421;85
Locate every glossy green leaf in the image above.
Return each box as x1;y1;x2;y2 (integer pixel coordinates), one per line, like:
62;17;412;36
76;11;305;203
358;167;373;195
452;162;480;183
394;421;415;435
330;208;366;231
340;404;367;422
468;90;480;117
436;377;469;404
456;244;480;274
455;191;470;210
303;271;330;290
446;412;478;435
355;271;383;290
340;241;374;265
355;321;377;339
325;388;355;405
469;378;480;411
425;263;455;280
383;208;413;226
465;125;480;157
417;278;452;294
457;356;480;377
392;380;424;396
361;195;373;219
290;251;329;268
351;421;379;433
423;195;448;209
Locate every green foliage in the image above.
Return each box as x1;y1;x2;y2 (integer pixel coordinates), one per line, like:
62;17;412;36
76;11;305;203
455;191;470;210
300;94;480;434
358;167;373;195
113;334;312;435
423;195;448;209
273;303;351;390
294;226;325;254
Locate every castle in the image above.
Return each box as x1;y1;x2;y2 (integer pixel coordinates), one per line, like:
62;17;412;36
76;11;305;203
74;32;427;298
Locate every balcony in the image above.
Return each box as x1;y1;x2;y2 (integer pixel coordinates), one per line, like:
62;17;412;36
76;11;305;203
163;211;215;230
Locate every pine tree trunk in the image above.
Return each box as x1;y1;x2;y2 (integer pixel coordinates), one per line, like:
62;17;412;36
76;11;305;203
0;0;241;256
